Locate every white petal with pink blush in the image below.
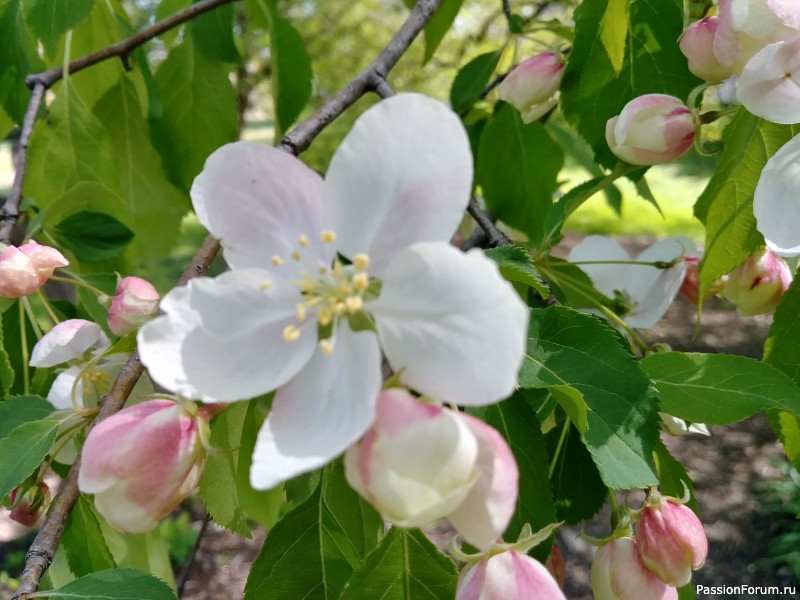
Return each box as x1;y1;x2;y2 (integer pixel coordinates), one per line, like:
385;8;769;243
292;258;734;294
754;133;800;256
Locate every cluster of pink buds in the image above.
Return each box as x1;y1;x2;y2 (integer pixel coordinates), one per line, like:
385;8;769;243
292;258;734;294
7;483;50;528
106;276;160;336
0;242;67;298
497;51;566;123
592;491;707;599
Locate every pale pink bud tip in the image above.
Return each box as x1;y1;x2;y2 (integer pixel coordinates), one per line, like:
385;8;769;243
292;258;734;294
108;276;160;336
457;551;567;600
721;249;793;315
344;388;518;550
78;400;209;533
0;243;68;298
636;498;708;587
679;17;731;82
592;537;678;600
605;95;695;166
497;52;565;123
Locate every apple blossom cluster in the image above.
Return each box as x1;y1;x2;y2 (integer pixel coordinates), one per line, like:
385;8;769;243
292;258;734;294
592;492;708;600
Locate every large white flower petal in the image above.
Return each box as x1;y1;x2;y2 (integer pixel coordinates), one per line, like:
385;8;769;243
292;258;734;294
191;142;329;271
250;325;382;490
754;133;800;256
323;94;473;275
138;270;314;402
369;242;527;406
567;235;633;298
738;39;800;124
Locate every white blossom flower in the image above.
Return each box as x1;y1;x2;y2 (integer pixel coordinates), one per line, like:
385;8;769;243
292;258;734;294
138;93;528;490
753;132;800;255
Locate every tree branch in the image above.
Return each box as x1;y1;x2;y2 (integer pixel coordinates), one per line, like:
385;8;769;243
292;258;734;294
467;199;510;247
11;0;443;596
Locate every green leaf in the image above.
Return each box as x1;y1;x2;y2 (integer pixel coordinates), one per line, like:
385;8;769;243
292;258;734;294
484;245;549;298
339;528;458;600
450;51;501;113
561;0;698;166
0;419;59;500
546;422;607;523
244;460;383;599
0;0;45;123
470;393;556;561
0;395;53;438
0;105;13;138
694;110;800;294
266;5;313;140
642;352;800;424
94;79;186;268
476;102;563;243
0;321;15;397
653;441;697;513
767;411;800;472
151;38;237;192
44;568;176;600
21;0;95;57
420;0;465;64
97;525;175;590
191;0;241;63
520;307;660;489
62;495;117;577
199;403;252;537
155;0;191;47
52;211;134;262
26;83;121;208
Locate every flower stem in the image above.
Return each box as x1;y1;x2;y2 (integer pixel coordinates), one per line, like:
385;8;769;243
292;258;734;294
49;274;106;296
549;416;571;478
18;301;30;394
36;290;61;327
21;297;43;340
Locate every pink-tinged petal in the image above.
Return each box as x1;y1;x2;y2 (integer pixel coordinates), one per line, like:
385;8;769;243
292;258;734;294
323;94;473;275
457;552;567;600
568;235;632;298
18;243;68;281
191;141;328;271
138;269;315;402
754;133;800;256
0;245;40;297
456;559;488;600
765;0;800;29
592;538;678;600
108;276;160;336
447;413;518;550
369;242;527;406
250;325;382;490
30;319;110;368
739;39;800;124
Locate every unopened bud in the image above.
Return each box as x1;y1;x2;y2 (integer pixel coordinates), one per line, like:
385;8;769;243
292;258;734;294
721;249;792;315
108;277;160;336
0;243;68;298
592;537;678;600
498;52;565;123
8;483;50;528
680;17;731;82
457;550;567;599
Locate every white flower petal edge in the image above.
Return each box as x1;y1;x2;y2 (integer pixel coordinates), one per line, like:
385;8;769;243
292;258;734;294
566;236;632;298
137;269;315;402
191;142;328;272
368;242;528;406
738;39;800;124
30;319;110;368
250;325;382;490
754;133;800;256
323;94;473;276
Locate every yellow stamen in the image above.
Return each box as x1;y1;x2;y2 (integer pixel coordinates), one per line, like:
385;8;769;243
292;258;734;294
298;234;309;247
332;260;344;277
345;296;363;315
272;255;284;266
318;308;333;326
260;280;272;291
337;281;352;296
318;266;328;275
352;272;369;291
321;230;336;244
319;339;334;356
291;250;302;261
334;302;346;316
296;304;307;322
353;253;370;272
283;325;301;342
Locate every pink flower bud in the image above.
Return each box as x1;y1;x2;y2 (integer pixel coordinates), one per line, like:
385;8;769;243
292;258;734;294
592;537;678;600
107;276;160;336
456;551;567;600
345;389;518;550
680;17;732;82
78;400;209;533
29;319;110;368
721;249;792;315
497;52;565;123
636;497;708;587
679;256;702;305
0;243;68;298
8;483;50;528
546;544;566;588
605;95;695;166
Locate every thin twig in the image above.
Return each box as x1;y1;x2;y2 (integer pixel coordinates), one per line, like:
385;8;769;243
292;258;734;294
502;0;513;22
369;73;397;99
467;199;510;247
12;0;443;597
177;513;212;598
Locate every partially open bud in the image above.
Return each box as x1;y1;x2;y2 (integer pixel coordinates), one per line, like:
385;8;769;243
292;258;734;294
107;276;160;336
0;243;68;298
8;483;50;527
721;249;792;315
497;52;565;123
78;400;210;533
680;17;732;82
29;319;110;368
592;537;678;600
456;550;567;600
605;95;695;166
345;389;518;550
636;496;708;587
